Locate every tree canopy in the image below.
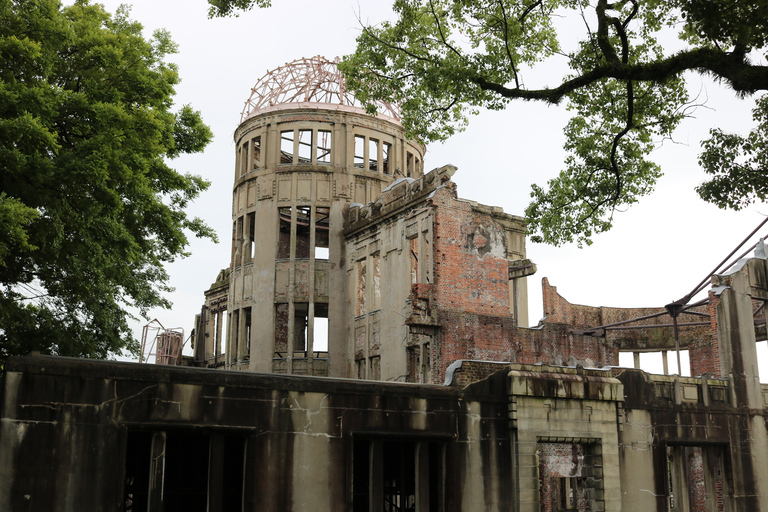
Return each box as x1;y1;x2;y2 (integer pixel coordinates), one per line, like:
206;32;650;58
211;0;768;246
0;0;214;366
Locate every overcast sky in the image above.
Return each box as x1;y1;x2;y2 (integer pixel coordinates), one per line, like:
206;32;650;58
84;0;767;378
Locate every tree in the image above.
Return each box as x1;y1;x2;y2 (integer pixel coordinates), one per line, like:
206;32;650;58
0;0;215;367
210;0;768;246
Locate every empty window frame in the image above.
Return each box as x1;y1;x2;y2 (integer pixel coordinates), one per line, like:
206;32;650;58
382;142;392;175
537;442;602;512
354;135;365;169
314;206;330;259
239;141;249;177
352;439;444;512
406;152;414;177
295;302;329;354
229;309;240;365
279;206;328;260
294;302;309;353
280;130;294;164
317;130;332;164
666;445;728;512
295;206;311;259
252;135;262;170
280;127;333;165
123;431;245;512
243;212;255;264
407;342;431;384
234;216;244;267
243;306;252;356
277;207;293;259
298;129;313;163
368;138;379;172
313;316;329;352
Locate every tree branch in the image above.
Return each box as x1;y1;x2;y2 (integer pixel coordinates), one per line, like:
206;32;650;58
471;48;768;104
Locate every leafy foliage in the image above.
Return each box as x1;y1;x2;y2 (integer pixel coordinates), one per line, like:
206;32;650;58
337;0;768;246
0;0;214;366
208;0;271;18
698;95;768;210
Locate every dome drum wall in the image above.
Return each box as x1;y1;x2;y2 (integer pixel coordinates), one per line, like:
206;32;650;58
226;106;425;377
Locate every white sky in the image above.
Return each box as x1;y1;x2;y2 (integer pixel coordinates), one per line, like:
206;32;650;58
87;0;767;378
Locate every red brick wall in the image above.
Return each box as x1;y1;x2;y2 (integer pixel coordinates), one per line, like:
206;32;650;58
688;290;723;377
431;188;511;316
431;309;618;385
448;360;511;387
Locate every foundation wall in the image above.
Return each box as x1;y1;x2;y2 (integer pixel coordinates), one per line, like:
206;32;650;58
0;356;510;512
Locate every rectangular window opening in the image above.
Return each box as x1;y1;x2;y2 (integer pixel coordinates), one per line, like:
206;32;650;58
277;207;292;259
219;435;246;511
317;130;332;164
383;142;391;174
294;302;308;354
406;152;414;177
245;212;255;263
124;431;152;512
219;311;227;360
163;431;209;511
295;206;311;259
231;310;240;363
560;477;578;510
235;216;244;267
314;206;330;260
352;439;444;512
123;432;245;512
240;141;249;177
354;135;365;169
280;130;294;164
368;138;379;172
313;303;329;353
243;307;252;356
298;129;313;163
274;303;289;355
252;135;261;170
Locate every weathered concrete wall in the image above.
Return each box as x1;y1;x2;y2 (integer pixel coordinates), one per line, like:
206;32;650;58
508;364;624;512
0;355;511;512
617;368;768;512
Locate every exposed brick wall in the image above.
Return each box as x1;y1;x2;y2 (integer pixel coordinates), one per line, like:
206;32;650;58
431;310;618;385
432;310;518;384
431;188;511;317
687;290;723;377
447;360;510;387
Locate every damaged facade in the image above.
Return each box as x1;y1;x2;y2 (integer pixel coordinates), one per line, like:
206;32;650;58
2;57;768;511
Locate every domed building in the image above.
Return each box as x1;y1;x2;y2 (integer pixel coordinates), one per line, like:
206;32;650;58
5;57;768;512
193;56;535;380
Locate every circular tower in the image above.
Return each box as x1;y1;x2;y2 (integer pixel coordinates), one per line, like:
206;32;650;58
227;56;425;376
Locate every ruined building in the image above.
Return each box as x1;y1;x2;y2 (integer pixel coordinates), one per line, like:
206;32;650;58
2;57;768;512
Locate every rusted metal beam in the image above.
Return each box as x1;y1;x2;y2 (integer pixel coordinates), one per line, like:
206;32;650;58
604;321;710;331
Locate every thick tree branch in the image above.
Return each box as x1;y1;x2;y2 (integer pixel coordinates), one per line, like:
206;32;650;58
471;48;766;104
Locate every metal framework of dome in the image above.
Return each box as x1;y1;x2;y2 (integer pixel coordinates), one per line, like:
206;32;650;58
240;55;401;122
